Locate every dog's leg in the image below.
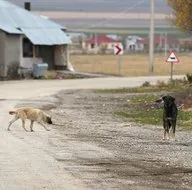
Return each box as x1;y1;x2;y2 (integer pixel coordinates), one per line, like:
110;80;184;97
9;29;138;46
163;120;170;140
163;120;167;140
163;130;170;140
167;130;170;140
30;121;34;132
7;117;19;131
172;120;176;140
21;119;29;132
166;126;170;140
38;122;51;131
163;130;167;140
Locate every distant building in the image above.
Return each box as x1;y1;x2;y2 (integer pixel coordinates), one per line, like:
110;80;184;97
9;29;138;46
138;34;180;52
125;36;144;52
68;32;86;54
0;0;71;79
179;38;192;51
82;35;122;54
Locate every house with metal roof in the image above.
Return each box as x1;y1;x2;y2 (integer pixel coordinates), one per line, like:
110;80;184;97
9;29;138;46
0;0;71;79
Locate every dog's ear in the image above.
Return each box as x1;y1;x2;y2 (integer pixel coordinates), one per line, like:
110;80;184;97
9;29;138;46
170;96;175;103
170;96;175;101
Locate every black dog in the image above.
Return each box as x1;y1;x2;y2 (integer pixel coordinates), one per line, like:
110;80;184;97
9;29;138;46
156;95;178;140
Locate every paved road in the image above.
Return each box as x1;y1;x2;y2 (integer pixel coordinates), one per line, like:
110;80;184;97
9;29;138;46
0;76;184;190
0;75;184;99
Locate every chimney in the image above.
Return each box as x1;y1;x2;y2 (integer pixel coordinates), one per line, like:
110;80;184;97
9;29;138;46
24;2;31;11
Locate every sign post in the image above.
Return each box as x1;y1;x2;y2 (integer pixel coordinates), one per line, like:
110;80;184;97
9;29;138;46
170;62;173;81
166;51;179;81
114;44;123;76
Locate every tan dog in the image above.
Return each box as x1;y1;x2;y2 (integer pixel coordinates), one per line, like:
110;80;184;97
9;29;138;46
8;107;52;132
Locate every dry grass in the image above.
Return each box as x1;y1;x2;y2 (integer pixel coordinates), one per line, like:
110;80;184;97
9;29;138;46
70;54;192;76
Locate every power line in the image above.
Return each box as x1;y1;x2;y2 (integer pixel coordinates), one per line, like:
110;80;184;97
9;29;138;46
79;0;145;30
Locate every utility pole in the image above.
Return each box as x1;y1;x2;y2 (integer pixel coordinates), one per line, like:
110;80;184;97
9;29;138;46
149;0;154;75
164;31;167;57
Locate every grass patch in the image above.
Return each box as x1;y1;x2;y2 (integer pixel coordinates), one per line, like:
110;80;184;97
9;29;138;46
130;94;158;103
115;109;192;129
96;85;183;94
95;78;192;129
95;79;189;94
177;111;192;130
115;109;162;125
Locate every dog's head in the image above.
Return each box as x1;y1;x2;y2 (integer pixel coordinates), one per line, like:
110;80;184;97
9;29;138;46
155;95;175;107
46;115;53;124
162;95;175;108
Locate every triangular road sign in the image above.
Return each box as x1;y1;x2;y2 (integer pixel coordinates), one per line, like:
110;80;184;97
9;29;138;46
166;51;179;63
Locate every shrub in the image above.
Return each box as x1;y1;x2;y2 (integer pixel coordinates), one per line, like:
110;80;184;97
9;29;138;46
186;73;192;84
156;80;167;88
43;71;57;79
141;81;151;87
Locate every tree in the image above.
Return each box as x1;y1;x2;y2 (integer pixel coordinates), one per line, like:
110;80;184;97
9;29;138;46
167;0;192;32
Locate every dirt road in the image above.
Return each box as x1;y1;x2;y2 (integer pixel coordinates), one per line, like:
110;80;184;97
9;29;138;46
0;76;190;190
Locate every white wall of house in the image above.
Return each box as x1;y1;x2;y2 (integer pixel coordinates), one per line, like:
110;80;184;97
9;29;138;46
126;36;144;51
0;30;6;77
83;42;123;54
2;32;21;78
6;34;21;65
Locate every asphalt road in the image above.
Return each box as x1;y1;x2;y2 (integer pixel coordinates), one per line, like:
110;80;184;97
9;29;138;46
0;75;184;99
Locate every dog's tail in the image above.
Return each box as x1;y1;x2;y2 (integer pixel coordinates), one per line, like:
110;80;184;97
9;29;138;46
9;110;16;115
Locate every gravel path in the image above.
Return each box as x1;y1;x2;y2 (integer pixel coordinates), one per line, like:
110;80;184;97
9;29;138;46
0;76;190;190
42;89;192;190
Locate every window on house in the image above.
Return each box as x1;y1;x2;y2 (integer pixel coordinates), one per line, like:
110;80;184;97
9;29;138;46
23;38;33;57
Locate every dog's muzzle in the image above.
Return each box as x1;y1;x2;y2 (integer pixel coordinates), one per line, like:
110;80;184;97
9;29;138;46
47;117;53;124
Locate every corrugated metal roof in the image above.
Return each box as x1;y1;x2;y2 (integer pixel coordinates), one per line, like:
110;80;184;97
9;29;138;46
0;0;71;45
0;23;23;34
86;35;121;44
21;28;71;45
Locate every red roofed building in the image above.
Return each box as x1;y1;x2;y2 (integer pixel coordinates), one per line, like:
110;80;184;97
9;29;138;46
179;38;192;51
82;35;122;54
138;34;180;52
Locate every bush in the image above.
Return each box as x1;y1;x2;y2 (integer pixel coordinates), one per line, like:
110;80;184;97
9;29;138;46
141;81;151;87
156;80;167;88
43;71;57;79
186;73;192;84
